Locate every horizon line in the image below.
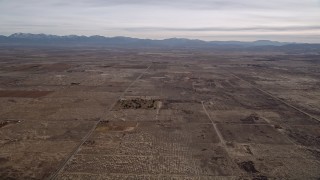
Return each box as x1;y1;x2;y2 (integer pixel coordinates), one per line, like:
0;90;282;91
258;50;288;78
0;32;307;44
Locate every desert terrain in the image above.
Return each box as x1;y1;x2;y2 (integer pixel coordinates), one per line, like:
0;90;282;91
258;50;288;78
0;47;319;179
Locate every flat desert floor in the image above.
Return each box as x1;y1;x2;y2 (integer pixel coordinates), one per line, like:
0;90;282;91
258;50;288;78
0;47;319;179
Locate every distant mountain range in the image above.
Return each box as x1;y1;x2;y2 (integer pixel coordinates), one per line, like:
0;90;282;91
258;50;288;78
0;33;319;50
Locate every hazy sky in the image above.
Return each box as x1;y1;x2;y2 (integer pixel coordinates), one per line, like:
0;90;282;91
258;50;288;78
0;0;319;42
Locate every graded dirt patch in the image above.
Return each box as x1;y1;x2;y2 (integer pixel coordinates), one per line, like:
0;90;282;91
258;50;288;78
218;124;291;144
0;90;52;98
114;65;148;69
42;63;72;72
96;121;138;132
10;63;71;72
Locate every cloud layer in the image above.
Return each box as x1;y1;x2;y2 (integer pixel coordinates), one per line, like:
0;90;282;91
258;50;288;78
0;0;319;42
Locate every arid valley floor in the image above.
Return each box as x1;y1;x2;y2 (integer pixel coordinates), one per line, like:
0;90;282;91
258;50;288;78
0;47;319;180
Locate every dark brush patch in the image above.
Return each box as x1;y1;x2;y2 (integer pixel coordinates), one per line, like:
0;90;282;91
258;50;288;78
237;161;259;173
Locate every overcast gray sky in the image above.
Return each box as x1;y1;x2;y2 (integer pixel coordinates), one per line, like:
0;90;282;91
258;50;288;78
0;0;319;42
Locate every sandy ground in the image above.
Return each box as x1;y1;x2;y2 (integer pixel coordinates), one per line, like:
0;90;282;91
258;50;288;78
0;47;319;179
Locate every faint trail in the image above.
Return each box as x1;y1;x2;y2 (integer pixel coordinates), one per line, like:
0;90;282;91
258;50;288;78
48;64;152;180
155;101;163;121
59;172;237;179
229;73;320;123
201;101;226;146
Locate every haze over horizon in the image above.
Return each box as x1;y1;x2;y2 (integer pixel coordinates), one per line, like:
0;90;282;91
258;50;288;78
1;0;320;43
